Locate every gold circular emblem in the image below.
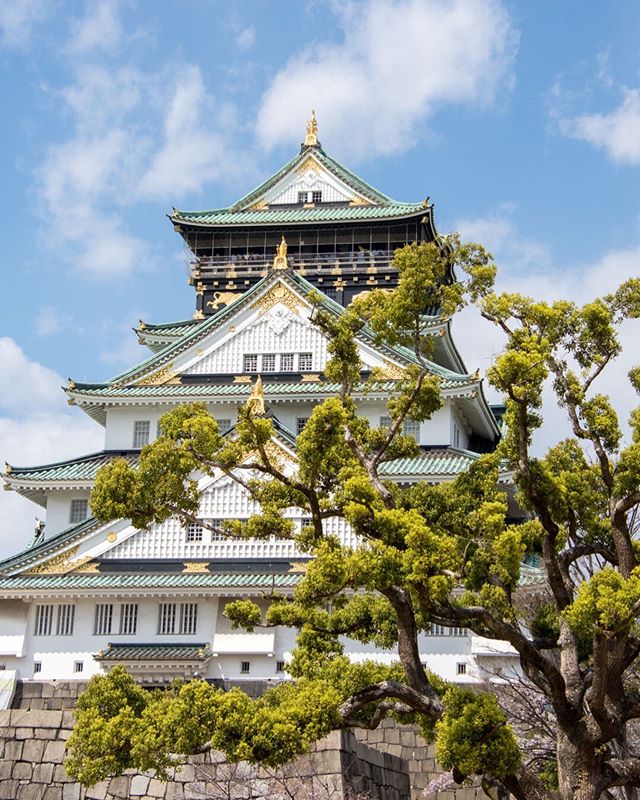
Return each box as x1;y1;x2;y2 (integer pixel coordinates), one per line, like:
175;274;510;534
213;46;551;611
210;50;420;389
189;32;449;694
106;532;117;543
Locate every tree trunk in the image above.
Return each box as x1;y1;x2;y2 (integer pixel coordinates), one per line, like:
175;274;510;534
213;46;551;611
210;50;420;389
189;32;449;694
557;729;602;800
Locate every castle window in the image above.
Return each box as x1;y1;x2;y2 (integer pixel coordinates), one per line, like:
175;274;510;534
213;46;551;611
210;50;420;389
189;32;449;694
74;661;84;673
185;523;203;542
379;416;392;428
56;604;75;636
297;418;309;435
209;519;225;541
34;604;54;636
241;660;250;674
449;626;466;637
217;419;232;434
133;420;150;449
69;499;88;525
298;191;308;204
403;419;420;443
457;663;467;676
276;660;286;673
243;354;258;372
262;354;276;372
280;353;294;372
179;603;198;635
453;423;461;449
33;662;42;674
119;603;138;635
427;624;446;636
158;603;177;635
94;603;113;635
298;352;312;371
311;191;322;204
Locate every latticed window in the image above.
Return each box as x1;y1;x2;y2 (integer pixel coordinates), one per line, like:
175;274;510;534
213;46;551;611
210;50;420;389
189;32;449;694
403;419;420;443
33;662;42;674
379;416;392;428
56;604;75;636
74;661;84;673
69;499;88;524
457;663;467;675
453;423;461;448
297;191;308;204
158;603;177;635
185;523;203;542
298;353;312;371
179;603;198;635
427;624;446;636
217;418;232;434
449;626;466;637
94;604;113;635
241;660;250;674
209;519;225;541
262;354;276;372
296;418;309;435
133;420;150;448
243;354;258;372
276;661;286;673
34;605;54;636
311;191;322;203
280;353;294;372
119;603;138;635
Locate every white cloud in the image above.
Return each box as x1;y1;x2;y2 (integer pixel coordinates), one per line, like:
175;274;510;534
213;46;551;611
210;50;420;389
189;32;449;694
457;207;550;270
0;0;50;48
36;306;69;337
236;26;255;50
65;0;123;56
559;88;640;166
0;340;102;559
257;0;518;159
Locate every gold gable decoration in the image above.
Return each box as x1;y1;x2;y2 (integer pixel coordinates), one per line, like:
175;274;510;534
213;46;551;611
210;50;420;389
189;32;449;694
135;362;178;386
252;284;303;317
379;360;406;380
295;156;321;176
183;562;210;574
24;546;81;575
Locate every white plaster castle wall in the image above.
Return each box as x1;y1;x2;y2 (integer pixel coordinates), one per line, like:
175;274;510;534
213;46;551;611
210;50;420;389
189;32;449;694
45;491;92;536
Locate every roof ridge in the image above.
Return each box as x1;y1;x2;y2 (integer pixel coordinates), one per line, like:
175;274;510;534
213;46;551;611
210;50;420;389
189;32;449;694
7;449;138;474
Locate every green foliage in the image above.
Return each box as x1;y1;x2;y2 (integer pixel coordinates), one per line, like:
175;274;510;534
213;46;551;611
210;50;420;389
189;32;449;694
565;567;640;637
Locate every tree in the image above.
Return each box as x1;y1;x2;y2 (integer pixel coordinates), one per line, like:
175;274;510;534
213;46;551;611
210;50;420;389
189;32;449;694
64;240;640;800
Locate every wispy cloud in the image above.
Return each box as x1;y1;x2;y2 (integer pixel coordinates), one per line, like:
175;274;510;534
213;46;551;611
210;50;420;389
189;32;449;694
257;0;518;160
236;26;255;50
35;306;70;337
64;0;123;56
0;0;50;49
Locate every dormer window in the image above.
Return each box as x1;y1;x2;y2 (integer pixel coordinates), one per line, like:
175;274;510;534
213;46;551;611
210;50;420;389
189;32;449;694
298;191;308;204
311;190;322;203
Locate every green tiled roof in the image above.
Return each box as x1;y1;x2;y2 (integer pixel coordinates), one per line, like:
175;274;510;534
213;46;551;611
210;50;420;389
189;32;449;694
137;319;202;339
0;572;302;591
172;203;425;227
379;449;480;476
6;451;138;482
98;643;211;661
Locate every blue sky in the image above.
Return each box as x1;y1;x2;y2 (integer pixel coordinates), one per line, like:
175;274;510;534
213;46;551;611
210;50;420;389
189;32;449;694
0;0;639;553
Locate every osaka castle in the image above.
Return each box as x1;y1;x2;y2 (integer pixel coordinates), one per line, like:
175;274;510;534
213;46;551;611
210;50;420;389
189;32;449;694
0;114;525;688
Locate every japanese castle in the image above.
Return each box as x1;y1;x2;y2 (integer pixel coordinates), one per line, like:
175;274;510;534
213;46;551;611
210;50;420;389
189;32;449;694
0;114;523;688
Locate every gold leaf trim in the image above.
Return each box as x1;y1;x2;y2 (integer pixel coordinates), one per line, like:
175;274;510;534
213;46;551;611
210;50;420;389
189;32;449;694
70;559;101;574
252;284;303;317
24;546;80;575
288;562;309;574
183;562;210;573
300;374;321;383
379;360;406;380
136;362;177;386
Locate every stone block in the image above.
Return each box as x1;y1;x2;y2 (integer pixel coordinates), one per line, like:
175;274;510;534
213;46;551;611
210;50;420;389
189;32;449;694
57;728;72;741
174;765;195;783
4;740;23;760
12;762;33;780
35;727;58;739
23;738;47;762
0;781;20;800
147;779;167;798
12;709;63;728
108;776;131;798
42;788;63;800
62;784;81;800
386;728;401;744
0;710;12;726
16;785;48;800
44;740;67;762
32;762;55;783
184;783;206;800
16;727;35;739
131;775;151;796
165;784;184;800
85;780;109;800
61;711;76;729
53;764;74;783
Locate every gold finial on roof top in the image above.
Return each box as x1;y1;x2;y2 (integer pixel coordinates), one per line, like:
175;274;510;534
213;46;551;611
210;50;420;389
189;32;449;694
304;110;318;146
248;375;265;416
272;235;289;270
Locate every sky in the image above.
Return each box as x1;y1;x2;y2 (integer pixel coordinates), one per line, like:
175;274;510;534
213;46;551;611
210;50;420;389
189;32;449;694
0;0;639;556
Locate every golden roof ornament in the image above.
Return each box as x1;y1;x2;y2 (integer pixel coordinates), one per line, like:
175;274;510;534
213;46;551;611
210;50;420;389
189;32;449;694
304;110;319;147
248;375;265;415
272;235;289;271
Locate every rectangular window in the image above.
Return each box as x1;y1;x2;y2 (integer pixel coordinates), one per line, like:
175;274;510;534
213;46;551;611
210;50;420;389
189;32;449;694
262;353;276;372
427;623;446;636
74;661;84;674
403;419;420;443
311;190;322;204
179;603;198;635
296;418;309;435
240;660;250;674
156;419;163;439
185;522;203;542
33;662;42;674
243;354;258;372
297;191;308;204
133;420;151;449
119;603;138;635
298;353;313;371
56;605;75;636
379;415;392;428
209;519;225;542
453;423;461;449
456;663;467;676
93;604;113;636
69;499;88;525
449;626;466;637
158;603;177;635
276;660;286;673
280;353;294;372
217;418;232;434
34;605;54;636
323;287;337;300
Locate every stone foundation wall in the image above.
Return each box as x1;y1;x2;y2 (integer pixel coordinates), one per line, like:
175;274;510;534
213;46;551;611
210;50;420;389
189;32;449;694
3;682;484;800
